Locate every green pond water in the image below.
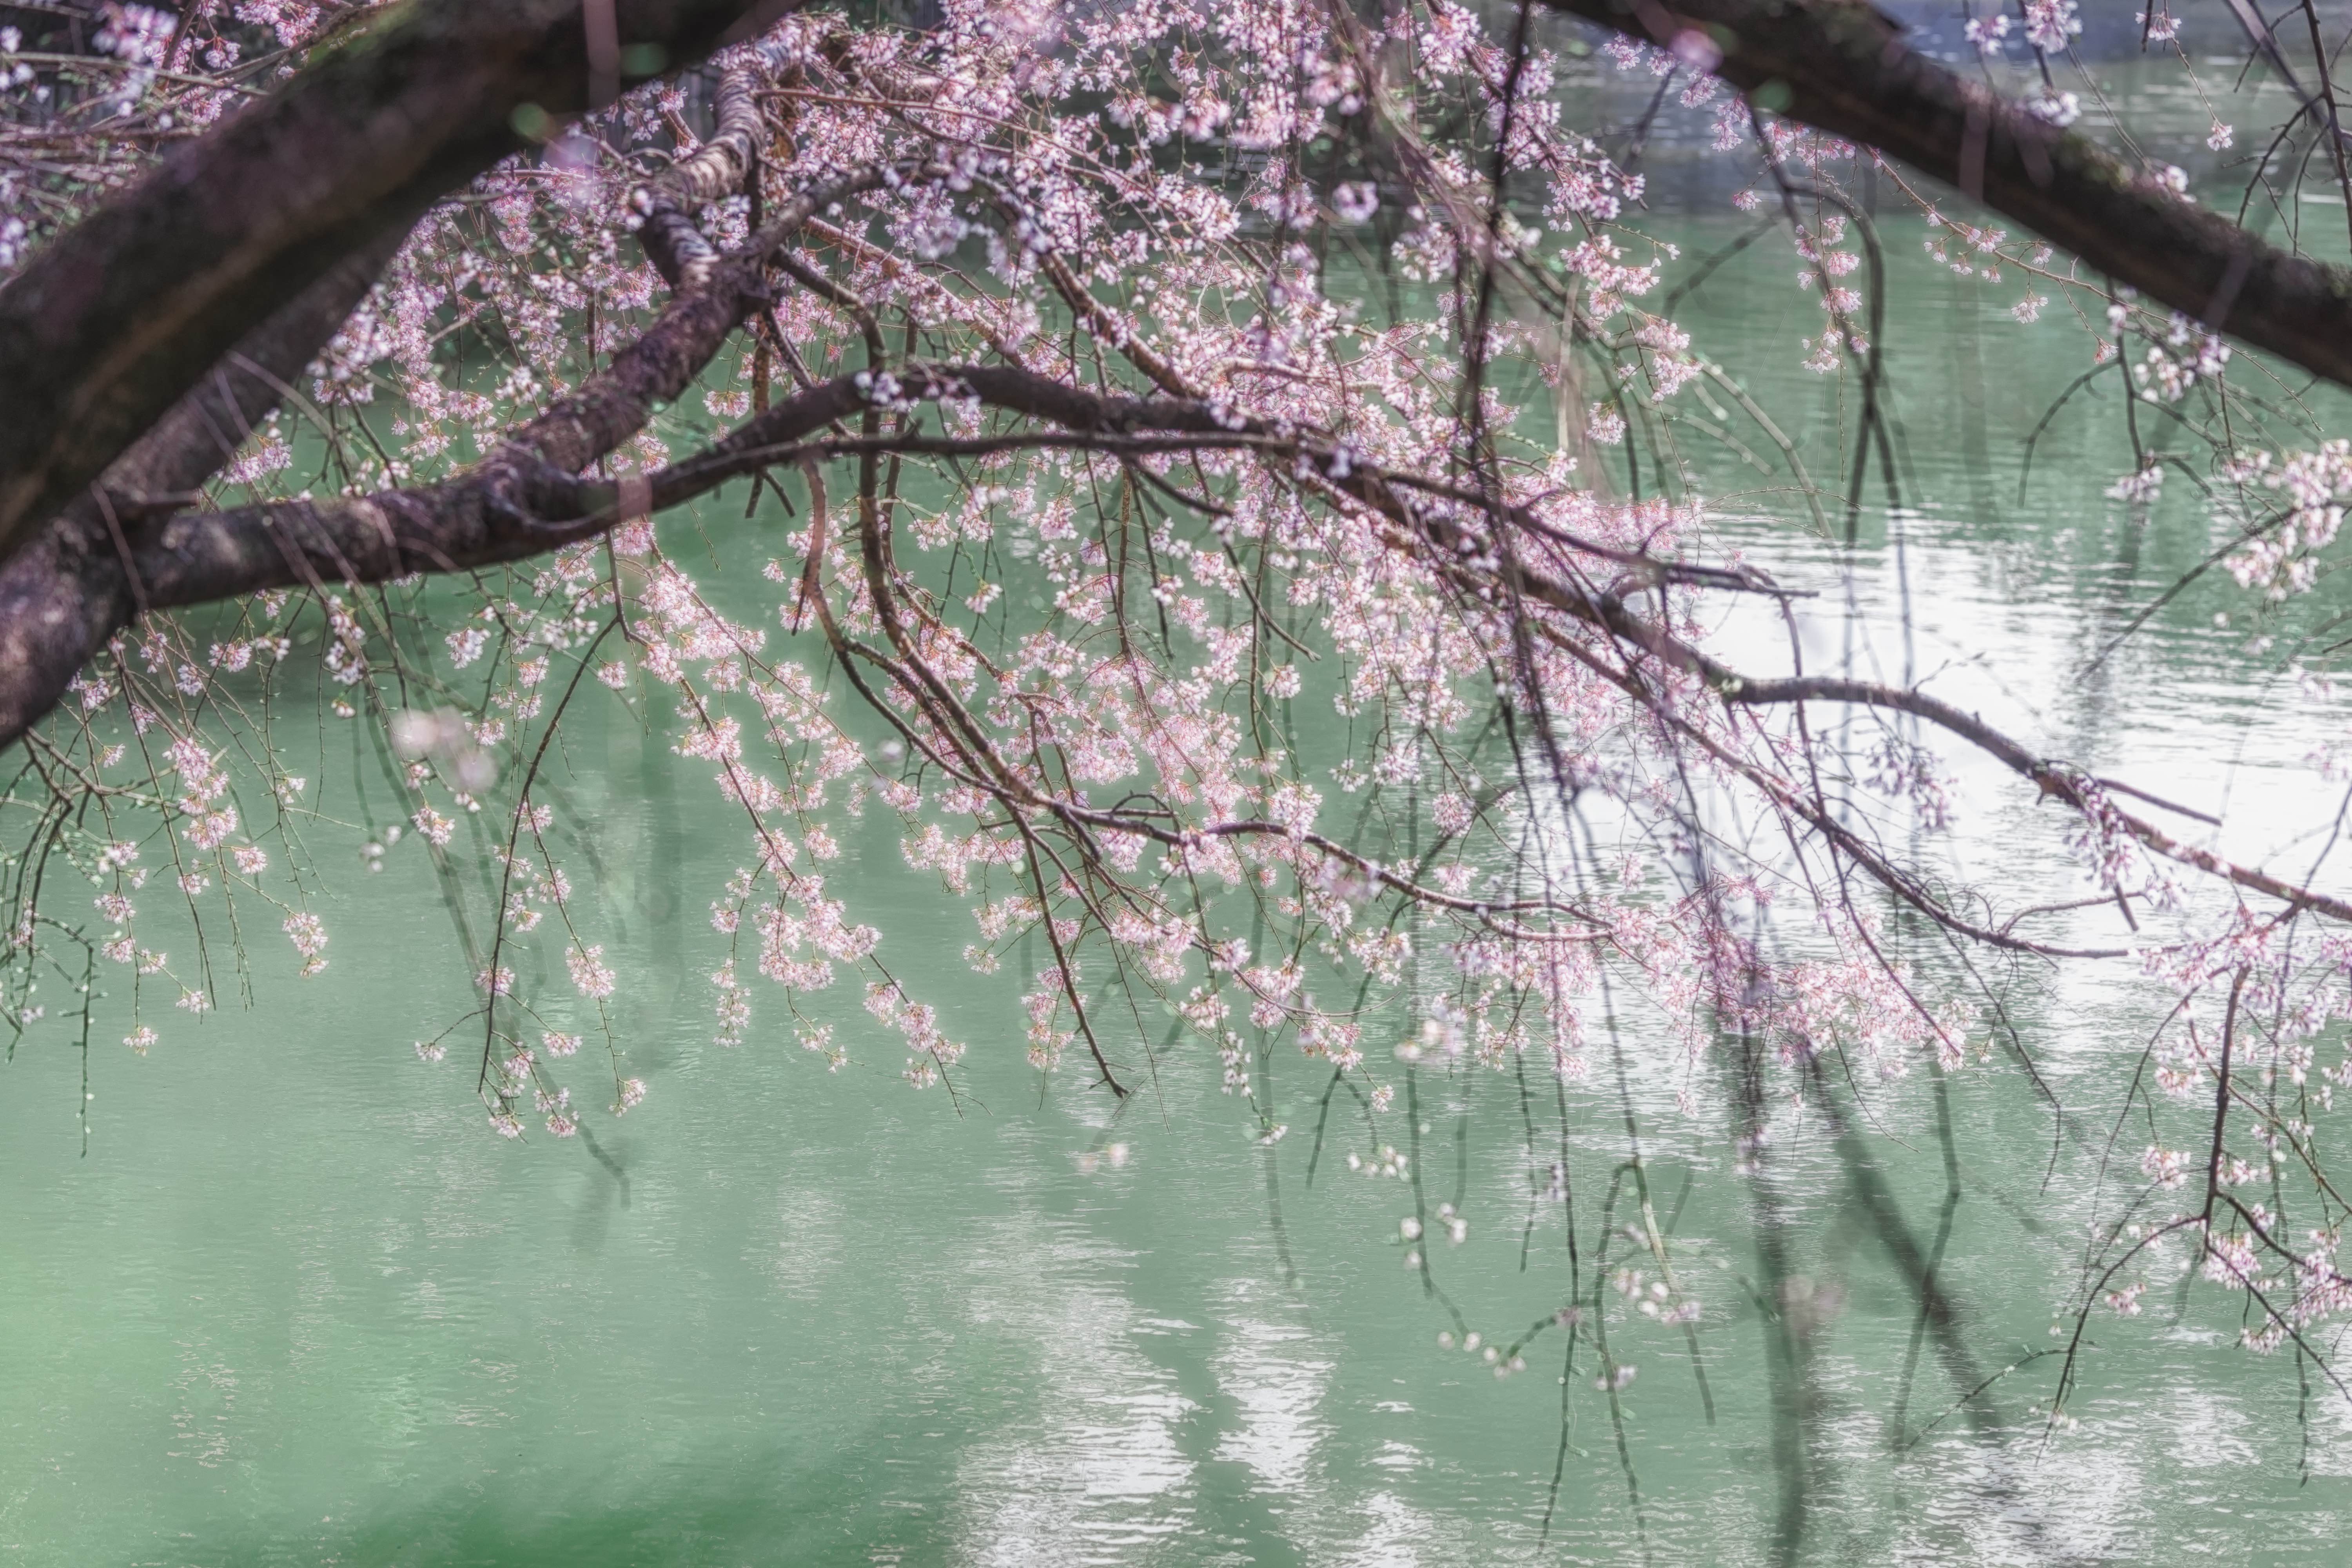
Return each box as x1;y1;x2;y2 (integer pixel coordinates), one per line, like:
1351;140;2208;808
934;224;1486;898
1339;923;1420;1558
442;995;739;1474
13;131;2352;1564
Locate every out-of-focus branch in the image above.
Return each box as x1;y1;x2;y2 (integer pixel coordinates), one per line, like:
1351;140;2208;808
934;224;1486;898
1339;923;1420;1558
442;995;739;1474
0;217;415;746
0;0;815;568
1544;0;2352;393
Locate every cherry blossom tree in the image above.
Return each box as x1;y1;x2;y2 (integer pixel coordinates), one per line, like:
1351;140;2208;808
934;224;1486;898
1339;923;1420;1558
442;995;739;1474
11;0;2352;1553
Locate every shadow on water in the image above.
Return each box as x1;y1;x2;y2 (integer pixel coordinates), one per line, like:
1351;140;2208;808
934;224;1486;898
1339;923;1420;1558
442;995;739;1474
245;1454;884;1567
210;1424;1314;1567
570;1124;632;1254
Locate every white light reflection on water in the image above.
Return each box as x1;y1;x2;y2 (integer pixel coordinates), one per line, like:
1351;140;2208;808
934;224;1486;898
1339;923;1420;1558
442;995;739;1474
951;1214;1199;1564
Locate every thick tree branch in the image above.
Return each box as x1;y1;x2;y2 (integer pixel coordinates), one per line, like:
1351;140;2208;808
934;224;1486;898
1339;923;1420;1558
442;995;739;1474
631;56;772;288
0;164;889;751
1546;0;2352;392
